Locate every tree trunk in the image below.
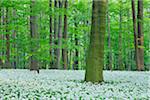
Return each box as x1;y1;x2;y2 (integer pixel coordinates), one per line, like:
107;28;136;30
127;9;131;71
12;9;17;69
0;8;3;67
73;22;79;70
5;7;11;68
49;0;53;68
131;0;139;71
107;0;112;70
137;0;144;71
56;0;62;69
30;0;39;72
62;0;68;69
118;1;124;70
85;0;106;83
53;0;58;69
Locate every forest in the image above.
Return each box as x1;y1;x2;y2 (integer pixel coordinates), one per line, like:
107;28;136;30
0;0;150;99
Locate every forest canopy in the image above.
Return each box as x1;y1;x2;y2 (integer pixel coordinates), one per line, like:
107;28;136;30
0;0;149;70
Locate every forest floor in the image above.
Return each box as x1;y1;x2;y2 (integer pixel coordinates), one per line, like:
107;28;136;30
0;69;150;99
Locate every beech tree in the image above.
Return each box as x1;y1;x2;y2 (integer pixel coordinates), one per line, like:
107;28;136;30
62;0;68;69
118;1;124;70
106;0;112;70
56;0;62;69
0;8;2;67
131;0;139;70
137;0;144;71
85;0;107;83
49;0;53;67
5;7;11;68
53;0;58;69
30;0;39;72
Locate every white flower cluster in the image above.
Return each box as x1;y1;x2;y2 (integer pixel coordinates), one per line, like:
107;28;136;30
0;69;149;99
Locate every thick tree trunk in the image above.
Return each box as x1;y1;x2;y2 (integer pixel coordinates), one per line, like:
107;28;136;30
85;0;106;83
137;0;144;71
49;0;53;67
56;0;62;69
131;0;139;71
62;0;68;69
30;0;39;72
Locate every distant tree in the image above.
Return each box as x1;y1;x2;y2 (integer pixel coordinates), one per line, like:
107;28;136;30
73;21;79;70
56;0;62;69
137;0;144;71
0;7;5;68
118;1;124;70
49;0;53;67
12;9;17;69
85;0;106;83
0;8;3;67
53;0;58;69
131;0;139;70
5;7;11;68
106;0;112;70
62;0;68;69
30;0;39;73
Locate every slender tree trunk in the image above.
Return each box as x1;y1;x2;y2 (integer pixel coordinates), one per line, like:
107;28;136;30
5;7;11;68
49;0;53;67
73;22;79;70
56;0;62;69
127;9;131;71
0;8;3;67
30;0;39;72
54;0;58;69
118;2;124;70
131;0;139;71
137;0;144;71
12;9;17;69
69;49;72;69
1;8;5;68
85;0;106;83
62;0;68;69
107;0;112;70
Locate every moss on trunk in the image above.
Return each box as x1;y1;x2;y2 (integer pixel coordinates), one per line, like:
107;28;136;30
85;0;106;83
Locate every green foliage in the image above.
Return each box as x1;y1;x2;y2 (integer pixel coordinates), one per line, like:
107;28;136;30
0;0;149;70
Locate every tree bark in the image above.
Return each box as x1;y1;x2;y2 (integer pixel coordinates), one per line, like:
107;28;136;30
12;9;17;69
73;22;79;70
118;1;124;70
85;0;106;83
30;0;39;72
5;7;11;68
62;0;68;69
107;0;112;70
0;8;3;67
1;8;5;68
127;9;131;71
137;0;144;71
49;0;53;67
131;0;139;71
56;0;62;69
53;0;58;69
